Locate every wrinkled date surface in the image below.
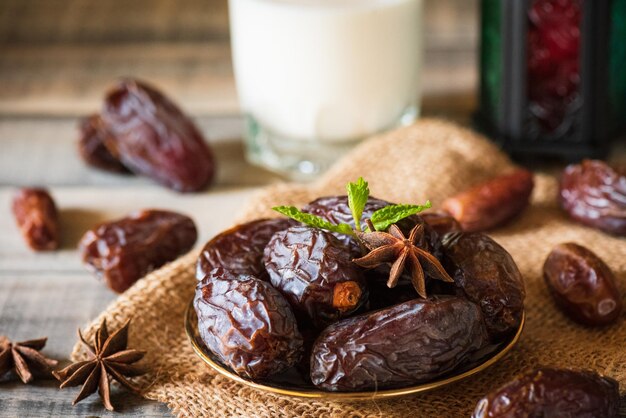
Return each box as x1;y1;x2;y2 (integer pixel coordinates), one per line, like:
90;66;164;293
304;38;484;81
443;169;534;232
101;79;215;192
12;188;60;251
78;114;130;174
194;268;303;379
302;195;389;255
264;226;367;327
472;368;620;418
196;218;292;280
310;296;488;391
543;243;622;326
421;211;462;236
442;232;525;340
303;195;441;257
560;160;626;235
80;209;197;293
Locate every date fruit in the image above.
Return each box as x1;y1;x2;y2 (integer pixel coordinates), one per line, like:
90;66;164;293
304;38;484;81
472;368;620;418
543;243;622;326
310;296;488;391
443;169;534;232
101;79;215;192
264;226;367;327
12;188;60;251
79;209;197;293
303;195;442;258
194;267;303;379
78;114;130;174
421;211;462;236
442;232;525;340
559;160;626;235
302;195;388;255
196;218;292;280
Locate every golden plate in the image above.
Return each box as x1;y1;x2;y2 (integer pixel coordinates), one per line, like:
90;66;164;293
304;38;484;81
185;300;524;400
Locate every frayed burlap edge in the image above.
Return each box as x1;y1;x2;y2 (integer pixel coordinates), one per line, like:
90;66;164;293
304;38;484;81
71;119;626;417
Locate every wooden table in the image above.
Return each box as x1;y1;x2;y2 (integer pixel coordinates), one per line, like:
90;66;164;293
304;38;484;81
5;0;622;416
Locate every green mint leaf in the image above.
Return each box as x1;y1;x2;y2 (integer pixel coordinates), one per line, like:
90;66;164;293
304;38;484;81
346;177;370;231
272;206;354;236
370;201;432;231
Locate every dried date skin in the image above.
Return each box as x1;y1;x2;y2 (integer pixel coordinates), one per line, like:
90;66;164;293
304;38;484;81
443;169;534;232
559;160;626;235
79;209;197;293
442;232;525;340
421;211;462;236
310;296;488;391
543;243;622;326
302;196;441;257
12;188;59;251
303;196;446;292
101;79;215;192
263;226;367;327
196;218;292;281
77;114;130;174
194;268;303;379
302;195;389;255
472;368;620;418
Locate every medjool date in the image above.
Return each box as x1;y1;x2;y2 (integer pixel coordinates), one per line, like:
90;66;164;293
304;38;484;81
264;226;367;327
543;243;622;326
12;188;60;251
196;218;292;280
442;232;525;340
194;268;303;379
79;209;197;293
77;114;130;174
302;195;441;257
101;79;215;192
472;368;620;418
421;211;462;236
310;296;488;391
443;169;534;232
302;195;388;255
559;160;626;235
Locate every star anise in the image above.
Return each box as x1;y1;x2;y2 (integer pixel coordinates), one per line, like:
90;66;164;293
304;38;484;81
353;223;454;298
53;319;147;411
0;336;58;384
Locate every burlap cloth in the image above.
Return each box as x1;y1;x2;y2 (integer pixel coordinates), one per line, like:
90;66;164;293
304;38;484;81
72;119;626;417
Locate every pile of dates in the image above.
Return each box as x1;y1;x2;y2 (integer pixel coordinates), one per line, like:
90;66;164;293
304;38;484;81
194;195;526;391
78;79;216;193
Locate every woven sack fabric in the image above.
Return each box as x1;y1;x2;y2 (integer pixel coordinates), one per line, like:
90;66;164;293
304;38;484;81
72;119;626;417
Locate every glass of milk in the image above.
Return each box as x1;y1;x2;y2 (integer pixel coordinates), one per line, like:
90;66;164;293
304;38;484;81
229;0;423;179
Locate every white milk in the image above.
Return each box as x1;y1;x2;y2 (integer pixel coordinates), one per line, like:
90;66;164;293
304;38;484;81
229;0;423;143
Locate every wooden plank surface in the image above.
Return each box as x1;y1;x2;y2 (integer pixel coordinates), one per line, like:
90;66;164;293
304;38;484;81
0;185;257;417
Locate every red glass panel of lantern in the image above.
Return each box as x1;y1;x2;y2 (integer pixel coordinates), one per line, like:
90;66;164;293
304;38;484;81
527;0;582;133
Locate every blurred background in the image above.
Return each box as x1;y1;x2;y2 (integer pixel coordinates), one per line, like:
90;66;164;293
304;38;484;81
0;0;477;118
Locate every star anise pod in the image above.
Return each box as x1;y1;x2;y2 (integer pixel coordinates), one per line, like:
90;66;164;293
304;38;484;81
53;319;147;411
353;223;454;298
0;336;58;384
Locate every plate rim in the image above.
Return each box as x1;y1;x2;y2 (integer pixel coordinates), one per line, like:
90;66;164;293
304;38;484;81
185;299;525;400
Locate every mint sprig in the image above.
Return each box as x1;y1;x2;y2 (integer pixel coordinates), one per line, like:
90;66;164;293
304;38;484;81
272;206;354;236
272;177;432;236
346;177;369;232
370;201;432;232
